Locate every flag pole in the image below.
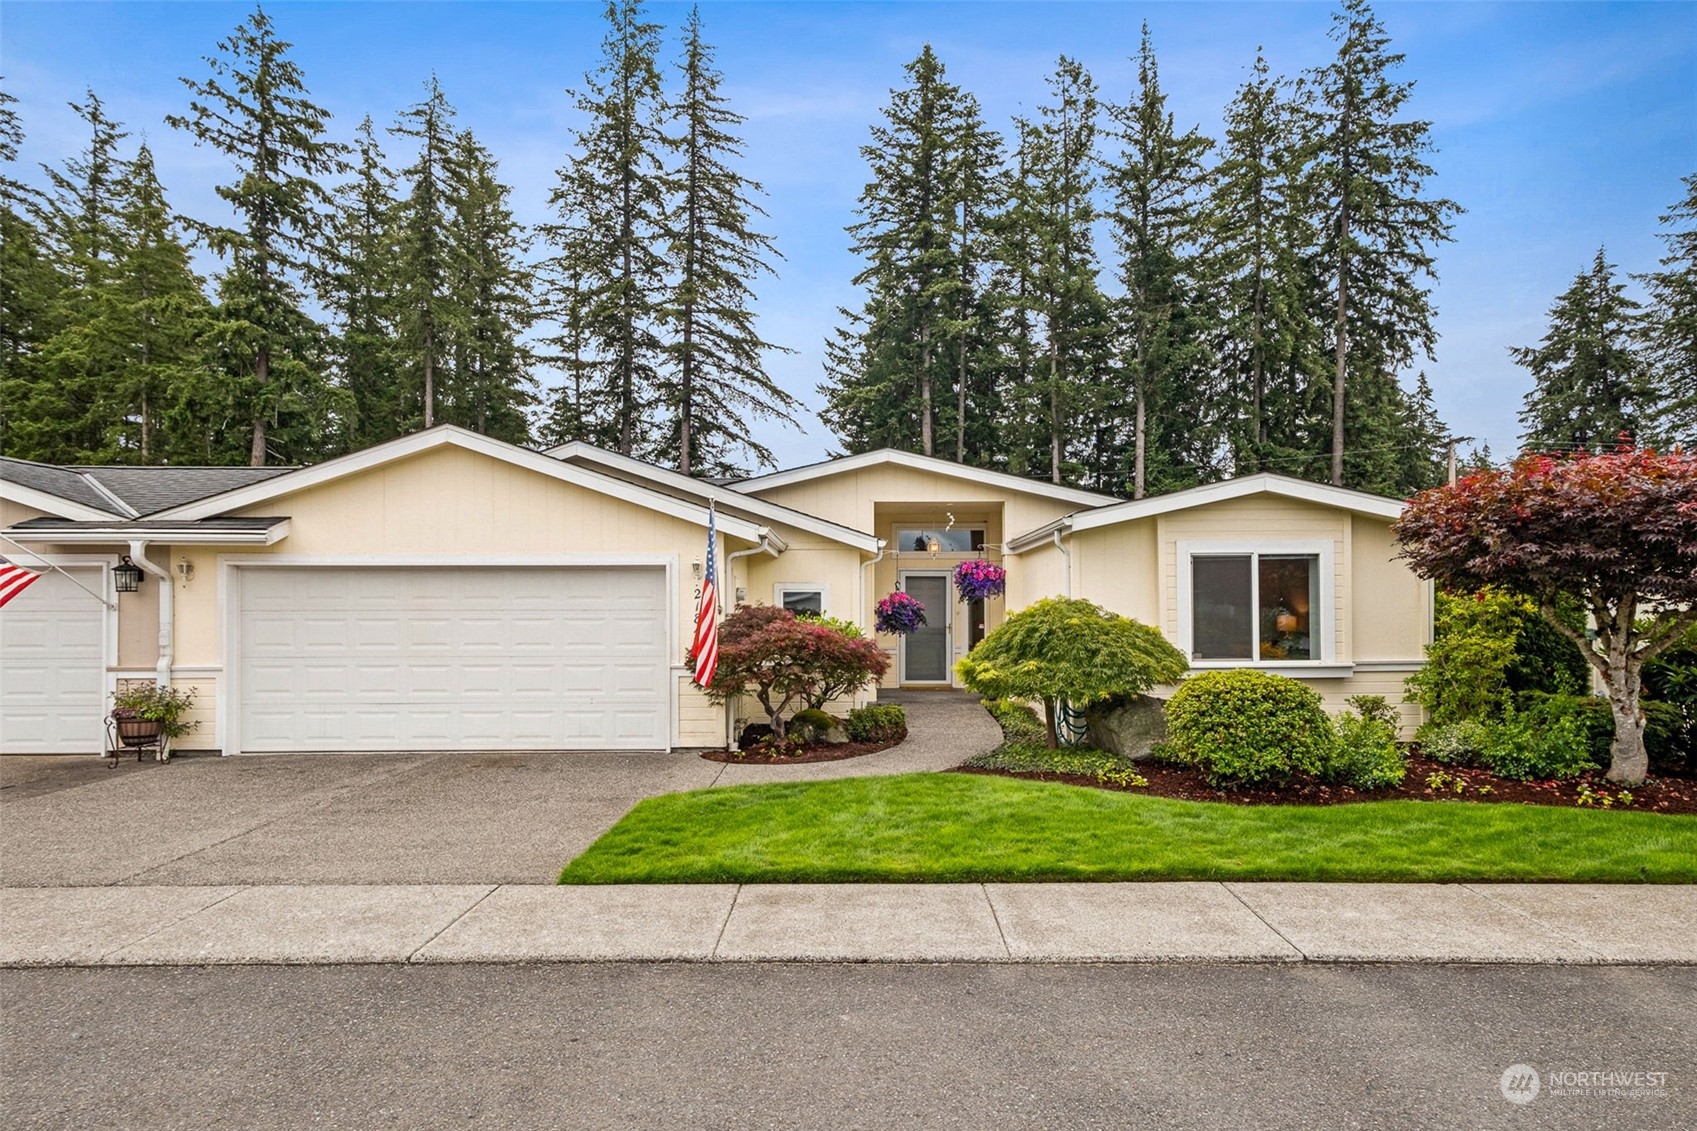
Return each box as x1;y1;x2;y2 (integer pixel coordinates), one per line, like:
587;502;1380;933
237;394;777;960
0;533;117;609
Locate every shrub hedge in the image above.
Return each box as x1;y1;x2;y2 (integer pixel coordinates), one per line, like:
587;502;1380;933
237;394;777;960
1166;670;1334;787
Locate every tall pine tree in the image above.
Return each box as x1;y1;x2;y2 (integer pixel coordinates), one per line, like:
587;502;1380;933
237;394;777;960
659;6;797;476
1301;0;1458;486
1637;173;1697;445
389;75;463;432
1103;25;1215;498
543;0;672;456
1207;51;1329;480
167;4;349;465
1516;248;1655;452
0;84;68;460
442;129;536;443
320;116;403;448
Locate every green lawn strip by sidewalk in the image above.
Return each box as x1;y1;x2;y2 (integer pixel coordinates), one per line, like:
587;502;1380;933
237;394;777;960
559;773;1697;885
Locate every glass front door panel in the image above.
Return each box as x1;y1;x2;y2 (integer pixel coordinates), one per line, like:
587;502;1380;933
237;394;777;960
902;574;951;682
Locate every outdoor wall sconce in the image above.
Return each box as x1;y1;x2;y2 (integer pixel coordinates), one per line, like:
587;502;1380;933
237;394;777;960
113;556;144;593
176;559;195;583
692;558;702;579
925;535;941;557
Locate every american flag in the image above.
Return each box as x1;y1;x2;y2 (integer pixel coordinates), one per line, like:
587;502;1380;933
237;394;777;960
690;503;720;688
0;555;42;609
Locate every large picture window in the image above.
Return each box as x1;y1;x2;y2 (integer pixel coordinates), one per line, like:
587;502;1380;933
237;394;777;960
1188;550;1322;663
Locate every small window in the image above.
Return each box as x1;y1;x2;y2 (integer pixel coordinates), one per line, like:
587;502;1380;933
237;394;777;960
776;586;825;617
1189;552;1320;662
896;528;985;553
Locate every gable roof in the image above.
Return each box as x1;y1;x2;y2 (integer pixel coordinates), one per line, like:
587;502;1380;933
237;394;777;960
546;441;882;553
730;448;1123;509
151;425;768;541
1;457;127;518
0;456;296;519
1006;472;1407;553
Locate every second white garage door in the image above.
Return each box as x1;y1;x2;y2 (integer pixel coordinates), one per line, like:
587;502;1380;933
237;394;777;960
238;566;670;753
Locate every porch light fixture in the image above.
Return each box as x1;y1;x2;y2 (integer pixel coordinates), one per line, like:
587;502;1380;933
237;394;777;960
113;555;145;593
925;535;940;557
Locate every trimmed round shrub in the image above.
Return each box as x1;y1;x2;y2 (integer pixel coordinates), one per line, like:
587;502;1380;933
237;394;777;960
1323;711;1407;789
1165;670;1334;787
844;704;906;744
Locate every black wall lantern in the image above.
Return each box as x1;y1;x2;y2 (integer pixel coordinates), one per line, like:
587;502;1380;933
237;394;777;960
113;555;145;593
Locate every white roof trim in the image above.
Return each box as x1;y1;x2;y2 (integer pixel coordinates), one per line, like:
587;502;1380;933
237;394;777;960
151;426;768;541
731;448;1122;509
1008;474;1404;550
547;441;882;553
0;478;125;522
4;520;292;546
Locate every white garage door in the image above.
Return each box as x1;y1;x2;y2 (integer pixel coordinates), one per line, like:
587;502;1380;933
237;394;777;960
238;567;670;753
1;566;106;754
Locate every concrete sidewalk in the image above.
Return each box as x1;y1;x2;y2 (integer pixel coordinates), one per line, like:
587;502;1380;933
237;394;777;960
4;881;1693;967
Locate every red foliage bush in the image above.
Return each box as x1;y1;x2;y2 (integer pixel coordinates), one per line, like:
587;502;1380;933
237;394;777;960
705;605;890;739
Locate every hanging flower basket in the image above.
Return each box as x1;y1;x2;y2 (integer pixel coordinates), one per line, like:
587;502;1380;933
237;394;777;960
952;559;1007;601
875;591;927;635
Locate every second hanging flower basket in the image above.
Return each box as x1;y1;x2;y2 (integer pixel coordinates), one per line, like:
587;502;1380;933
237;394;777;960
952;559;1007;602
875;591;927;635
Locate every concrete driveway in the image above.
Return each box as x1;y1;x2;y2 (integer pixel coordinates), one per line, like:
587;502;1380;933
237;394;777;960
0;749;722;887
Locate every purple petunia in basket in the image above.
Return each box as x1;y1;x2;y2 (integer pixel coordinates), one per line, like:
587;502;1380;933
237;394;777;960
952;559;1007;601
874;591;927;635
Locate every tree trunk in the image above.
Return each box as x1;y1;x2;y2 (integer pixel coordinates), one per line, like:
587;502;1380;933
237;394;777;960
919;317;934;456
423;324;435;428
1043;698;1059;749
250;344;270;467
1048;337;1062;484
1133;383;1147;501
1603;632;1649;783
1330;236;1348;487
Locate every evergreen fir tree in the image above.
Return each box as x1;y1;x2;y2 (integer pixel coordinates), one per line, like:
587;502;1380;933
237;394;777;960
943;89;1006;467
825;46;976;458
1102;25;1216;498
0;85;69;460
1301;0;1459;486
321;116;403;448
1637;173;1697;445
167;4;350;465
1515;248;1655;453
64;145;215;462
659;6;797;476
443;129;536;444
389;75;463;432
543;0;672;456
1207;51;1329;480
1017;57;1114;486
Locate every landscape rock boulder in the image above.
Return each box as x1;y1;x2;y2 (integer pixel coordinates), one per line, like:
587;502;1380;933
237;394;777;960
1085;694;1170;760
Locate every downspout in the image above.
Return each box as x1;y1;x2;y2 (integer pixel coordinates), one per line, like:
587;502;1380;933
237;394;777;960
1051;528;1072;599
128;540;172;689
721;531;781;750
859;539;888;705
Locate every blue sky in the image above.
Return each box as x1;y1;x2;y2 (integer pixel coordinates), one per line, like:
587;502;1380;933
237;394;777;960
4;1;1694;469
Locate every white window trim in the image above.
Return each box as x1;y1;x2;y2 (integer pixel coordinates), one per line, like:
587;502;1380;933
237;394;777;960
774;583;829;617
1175;539;1344;672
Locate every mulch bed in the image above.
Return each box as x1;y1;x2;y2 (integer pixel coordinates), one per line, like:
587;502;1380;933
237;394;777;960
700;726;908;765
956;750;1697;815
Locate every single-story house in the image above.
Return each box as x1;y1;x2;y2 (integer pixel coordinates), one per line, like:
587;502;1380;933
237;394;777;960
0;426;1431;755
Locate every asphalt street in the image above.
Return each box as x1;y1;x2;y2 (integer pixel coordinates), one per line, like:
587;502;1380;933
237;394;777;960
4;963;1691;1130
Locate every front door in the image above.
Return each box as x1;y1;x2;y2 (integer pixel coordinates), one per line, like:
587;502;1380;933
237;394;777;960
899;572;952;684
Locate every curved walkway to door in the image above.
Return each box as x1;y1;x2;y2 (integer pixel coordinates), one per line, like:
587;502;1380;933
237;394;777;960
708;690;1002;788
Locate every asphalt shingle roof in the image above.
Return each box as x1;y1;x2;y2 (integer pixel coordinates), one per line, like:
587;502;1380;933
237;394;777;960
0;457;124;513
1;458;297;517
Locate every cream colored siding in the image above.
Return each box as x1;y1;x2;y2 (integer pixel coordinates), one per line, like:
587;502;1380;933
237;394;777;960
1067;494;1428;738
166;444;733;750
1007;539;1067;611
1072;519;1160;624
677;676;723;746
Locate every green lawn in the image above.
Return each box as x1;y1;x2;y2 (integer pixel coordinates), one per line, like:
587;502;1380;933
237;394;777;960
558;773;1697;884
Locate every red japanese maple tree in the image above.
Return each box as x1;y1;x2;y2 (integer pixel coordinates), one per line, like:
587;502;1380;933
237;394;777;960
1394;446;1697;782
705;605;890;741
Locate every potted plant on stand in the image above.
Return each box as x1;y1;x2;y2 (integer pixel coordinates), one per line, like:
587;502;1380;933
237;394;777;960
108;684;199;764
